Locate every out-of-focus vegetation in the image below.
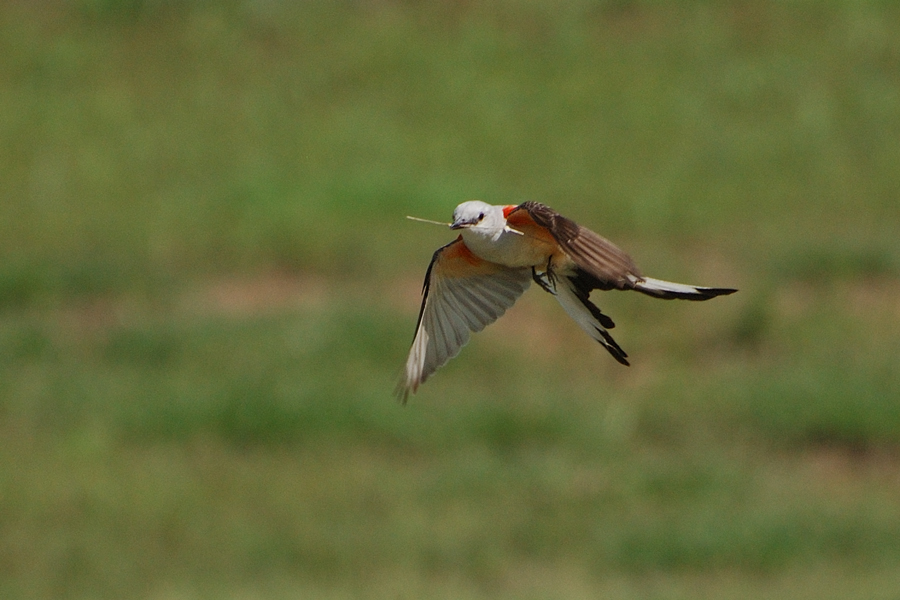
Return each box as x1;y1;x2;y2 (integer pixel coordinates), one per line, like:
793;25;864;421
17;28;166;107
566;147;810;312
1;1;899;598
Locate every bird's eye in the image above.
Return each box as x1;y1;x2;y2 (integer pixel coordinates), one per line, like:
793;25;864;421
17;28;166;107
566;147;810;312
478;212;485;220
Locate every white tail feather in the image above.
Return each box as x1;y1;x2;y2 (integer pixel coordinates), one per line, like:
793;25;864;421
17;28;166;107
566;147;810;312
554;282;629;365
633;277;737;301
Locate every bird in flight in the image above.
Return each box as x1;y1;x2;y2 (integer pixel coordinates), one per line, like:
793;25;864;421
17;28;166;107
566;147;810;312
398;201;736;402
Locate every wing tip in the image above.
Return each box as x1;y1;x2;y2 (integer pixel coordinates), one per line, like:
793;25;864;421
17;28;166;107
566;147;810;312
394;376;418;405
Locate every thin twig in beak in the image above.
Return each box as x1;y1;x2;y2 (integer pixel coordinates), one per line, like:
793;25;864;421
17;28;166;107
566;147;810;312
406;216;451;226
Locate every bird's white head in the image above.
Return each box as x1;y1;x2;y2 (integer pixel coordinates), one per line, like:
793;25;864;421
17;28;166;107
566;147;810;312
450;200;504;232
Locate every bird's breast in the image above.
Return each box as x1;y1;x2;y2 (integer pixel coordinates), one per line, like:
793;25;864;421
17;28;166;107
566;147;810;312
461;227;560;268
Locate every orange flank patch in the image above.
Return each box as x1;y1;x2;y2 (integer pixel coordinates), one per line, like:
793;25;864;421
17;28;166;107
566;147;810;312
438;237;502;278
502;205;517;218
444;236;481;265
506;209;558;247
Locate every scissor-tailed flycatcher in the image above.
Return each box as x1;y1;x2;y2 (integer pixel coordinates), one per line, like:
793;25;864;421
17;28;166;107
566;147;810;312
398;200;736;402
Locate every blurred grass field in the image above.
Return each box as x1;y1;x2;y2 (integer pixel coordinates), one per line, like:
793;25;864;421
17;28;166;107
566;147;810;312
2;1;900;598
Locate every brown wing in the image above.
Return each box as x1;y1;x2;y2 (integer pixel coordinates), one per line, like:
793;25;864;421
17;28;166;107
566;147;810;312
397;236;532;403
512;202;642;290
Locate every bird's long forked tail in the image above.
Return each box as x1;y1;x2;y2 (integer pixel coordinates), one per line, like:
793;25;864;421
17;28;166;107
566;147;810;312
632;277;737;301
554;280;630;366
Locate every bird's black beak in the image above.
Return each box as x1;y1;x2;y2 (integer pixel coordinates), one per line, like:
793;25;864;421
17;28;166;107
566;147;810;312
449;218;473;230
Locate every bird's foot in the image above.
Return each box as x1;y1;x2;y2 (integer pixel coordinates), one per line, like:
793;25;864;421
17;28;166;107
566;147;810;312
532;259;558;294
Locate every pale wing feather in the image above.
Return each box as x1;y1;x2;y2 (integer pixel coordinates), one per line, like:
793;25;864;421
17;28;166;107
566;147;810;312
399;253;531;402
420;271;530;382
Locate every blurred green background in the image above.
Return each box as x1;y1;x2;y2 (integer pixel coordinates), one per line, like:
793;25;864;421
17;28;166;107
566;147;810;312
2;1;900;598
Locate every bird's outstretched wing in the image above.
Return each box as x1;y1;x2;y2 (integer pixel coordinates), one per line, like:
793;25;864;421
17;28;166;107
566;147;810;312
398;237;532;402
509;202;642;290
509;202;737;300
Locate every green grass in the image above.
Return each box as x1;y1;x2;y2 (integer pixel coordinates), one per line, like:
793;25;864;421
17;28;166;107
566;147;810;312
2;1;900;598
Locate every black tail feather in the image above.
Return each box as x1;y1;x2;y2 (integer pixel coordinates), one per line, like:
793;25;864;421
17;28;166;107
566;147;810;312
633;277;738;301
595;326;629;366
569;272;617;329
